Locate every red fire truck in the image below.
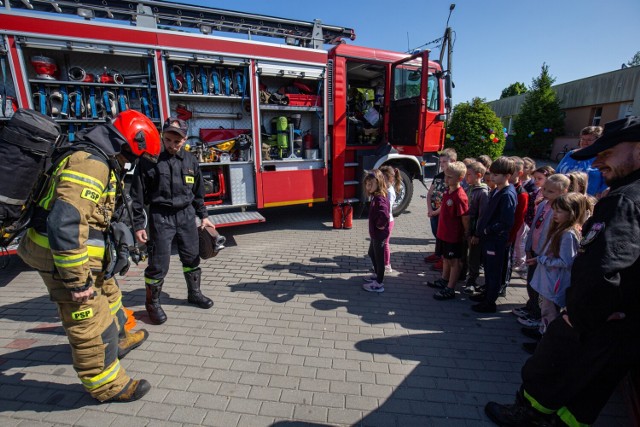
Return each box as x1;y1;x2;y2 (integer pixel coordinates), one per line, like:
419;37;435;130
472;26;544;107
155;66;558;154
0;0;452;234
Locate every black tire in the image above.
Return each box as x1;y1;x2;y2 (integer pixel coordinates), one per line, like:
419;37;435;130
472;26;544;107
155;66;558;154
392;168;413;216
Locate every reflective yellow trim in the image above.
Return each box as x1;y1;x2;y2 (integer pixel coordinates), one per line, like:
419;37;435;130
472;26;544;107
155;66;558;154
264;197;326;208
53;251;89;268
185;175;194;184
39;155;72;209
87;246;105;258
557;407;589;427
71;308;94;321
27;228;49;248
109;296;123;316
523;389;556;415
59;170;106;193
59;174;104;194
145;277;162;285
28;229;104;258
80;359;121;390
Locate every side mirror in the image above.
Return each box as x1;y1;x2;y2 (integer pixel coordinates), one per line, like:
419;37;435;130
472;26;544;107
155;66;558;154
436;114;447;122
444;75;453;99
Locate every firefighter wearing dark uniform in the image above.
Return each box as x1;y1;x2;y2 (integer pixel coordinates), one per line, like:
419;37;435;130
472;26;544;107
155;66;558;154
17;110;161;402
485;116;640;427
131;118;215;325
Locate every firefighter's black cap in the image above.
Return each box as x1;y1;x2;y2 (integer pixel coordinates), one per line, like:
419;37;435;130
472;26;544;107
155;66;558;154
162;117;188;138
571;116;640;160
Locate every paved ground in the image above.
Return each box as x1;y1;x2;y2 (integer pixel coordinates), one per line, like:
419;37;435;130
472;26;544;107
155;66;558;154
0;183;630;426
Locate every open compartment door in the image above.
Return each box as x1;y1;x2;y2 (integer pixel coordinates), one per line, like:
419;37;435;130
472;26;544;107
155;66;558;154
388;51;431;149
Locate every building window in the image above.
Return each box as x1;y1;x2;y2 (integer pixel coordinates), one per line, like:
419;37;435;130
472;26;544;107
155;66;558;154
590;106;602;126
619;103;633;119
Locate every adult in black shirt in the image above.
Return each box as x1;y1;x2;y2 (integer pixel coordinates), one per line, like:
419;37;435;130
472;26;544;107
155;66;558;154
485;116;640;426
131;118;215;324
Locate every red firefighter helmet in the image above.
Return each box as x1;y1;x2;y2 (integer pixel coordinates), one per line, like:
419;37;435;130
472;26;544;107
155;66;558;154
112;110;160;163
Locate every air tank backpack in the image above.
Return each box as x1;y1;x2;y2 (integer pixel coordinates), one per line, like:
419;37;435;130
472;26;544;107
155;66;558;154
0;108;62;247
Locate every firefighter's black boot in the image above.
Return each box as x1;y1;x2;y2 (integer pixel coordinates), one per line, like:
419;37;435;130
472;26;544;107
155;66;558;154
485;390;559;427
184;268;213;309
145;282;167;325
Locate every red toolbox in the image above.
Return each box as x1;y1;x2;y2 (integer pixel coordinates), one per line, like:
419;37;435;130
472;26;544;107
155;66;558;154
287;94;322;107
200;128;251;142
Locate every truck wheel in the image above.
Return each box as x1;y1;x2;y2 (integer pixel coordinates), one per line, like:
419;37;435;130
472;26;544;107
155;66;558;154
392;168;413;216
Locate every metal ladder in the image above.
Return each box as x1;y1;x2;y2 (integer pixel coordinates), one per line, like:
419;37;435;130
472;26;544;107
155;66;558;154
2;0;356;49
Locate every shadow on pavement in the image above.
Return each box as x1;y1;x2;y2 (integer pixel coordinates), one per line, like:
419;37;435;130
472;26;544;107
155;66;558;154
0;345;96;412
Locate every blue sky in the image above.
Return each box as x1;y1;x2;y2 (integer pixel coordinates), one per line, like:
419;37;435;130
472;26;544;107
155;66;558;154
190;0;640;106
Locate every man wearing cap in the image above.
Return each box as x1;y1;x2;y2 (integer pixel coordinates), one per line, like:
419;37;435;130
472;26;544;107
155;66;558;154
485;116;640;427
131;118;215;324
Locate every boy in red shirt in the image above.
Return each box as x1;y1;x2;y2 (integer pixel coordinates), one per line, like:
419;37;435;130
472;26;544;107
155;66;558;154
428;161;470;300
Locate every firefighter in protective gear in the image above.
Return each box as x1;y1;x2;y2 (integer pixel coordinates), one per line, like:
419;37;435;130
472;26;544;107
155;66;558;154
131;118;215;325
17;110;161;403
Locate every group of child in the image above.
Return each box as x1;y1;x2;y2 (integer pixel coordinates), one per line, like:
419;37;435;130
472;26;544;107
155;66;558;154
422;147;595;338
361;146;598;356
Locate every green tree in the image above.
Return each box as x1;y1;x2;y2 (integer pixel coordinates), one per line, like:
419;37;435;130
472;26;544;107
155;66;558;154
500;82;527;99
444;97;506;160
513;63;564;157
627;51;640;67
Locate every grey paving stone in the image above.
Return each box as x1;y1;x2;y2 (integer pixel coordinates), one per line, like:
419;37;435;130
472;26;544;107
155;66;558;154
0;182;628;427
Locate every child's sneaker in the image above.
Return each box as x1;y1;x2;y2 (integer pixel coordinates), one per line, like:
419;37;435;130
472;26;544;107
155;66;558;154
513;264;528;273
462;279;478;295
427;278;447;289
517;315;541;329
363;274;377;282
433;287;455;300
511;306;530;318
362;281;385;293
384;265;393;273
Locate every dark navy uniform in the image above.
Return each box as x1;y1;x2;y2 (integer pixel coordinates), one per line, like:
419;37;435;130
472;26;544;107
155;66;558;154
131;143;212;324
131;147;207;278
520;168;640;425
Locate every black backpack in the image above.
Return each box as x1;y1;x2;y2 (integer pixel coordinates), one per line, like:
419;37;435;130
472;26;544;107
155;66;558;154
0;109;62;247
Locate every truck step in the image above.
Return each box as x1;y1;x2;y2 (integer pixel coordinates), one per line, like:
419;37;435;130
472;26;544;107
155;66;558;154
343;198;360;204
344;162;358;167
210;211;266;228
344;180;359;186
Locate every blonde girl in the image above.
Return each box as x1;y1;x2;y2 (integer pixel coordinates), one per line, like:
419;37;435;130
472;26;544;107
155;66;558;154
362;169;390;293
379;165;401;272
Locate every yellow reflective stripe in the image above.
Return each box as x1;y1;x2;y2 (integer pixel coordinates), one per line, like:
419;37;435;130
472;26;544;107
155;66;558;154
53;251;89;268
109;296;123;316
88;246;105;258
80;359;121;390
145;277;162;285
523;389;556;415
27;228;50;248
29;229;104;258
556;407;589;427
39;155;72;209
59;171;105;194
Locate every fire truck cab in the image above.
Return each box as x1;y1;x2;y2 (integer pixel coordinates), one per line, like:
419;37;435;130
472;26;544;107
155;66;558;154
0;0;449;237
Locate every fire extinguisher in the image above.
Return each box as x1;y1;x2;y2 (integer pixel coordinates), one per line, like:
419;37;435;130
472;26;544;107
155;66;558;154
303;131;315;150
342;203;353;229
332;204;343;229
